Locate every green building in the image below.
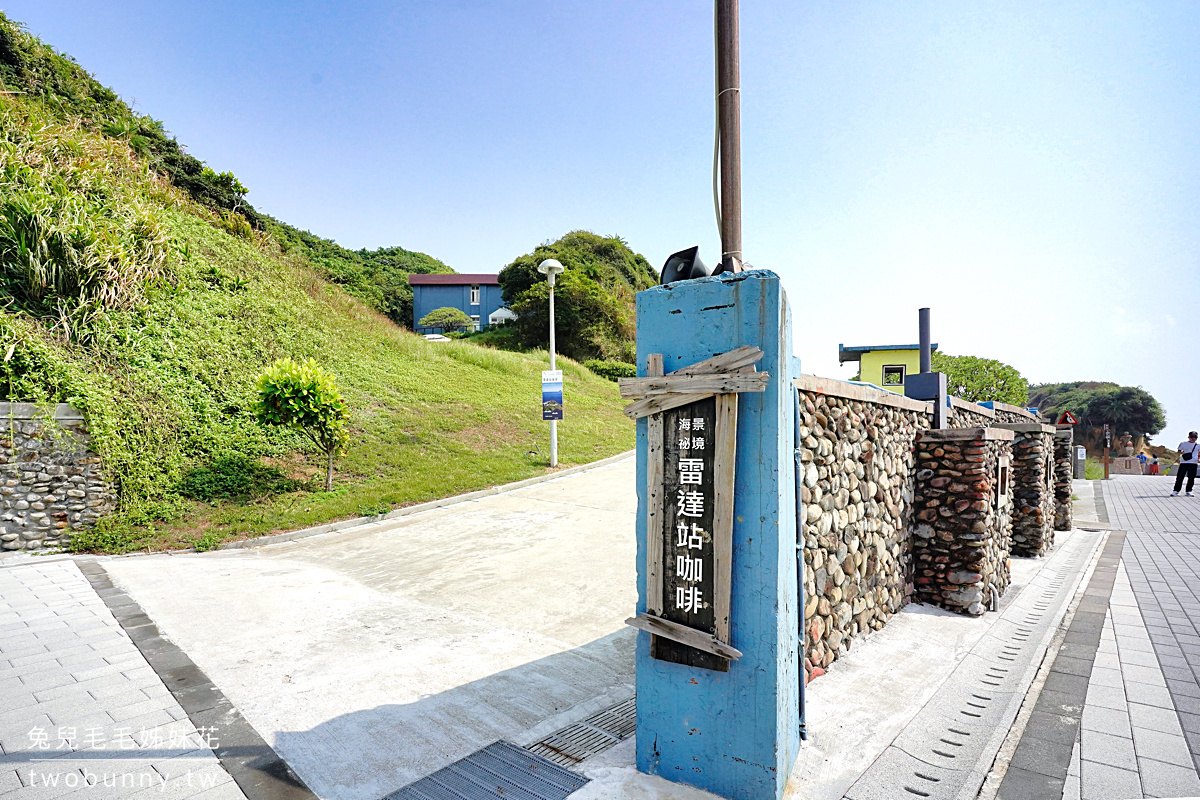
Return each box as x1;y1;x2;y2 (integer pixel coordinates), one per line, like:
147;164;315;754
838;342;938;392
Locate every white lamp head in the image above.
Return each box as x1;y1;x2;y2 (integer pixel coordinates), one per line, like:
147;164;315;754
537;258;565;287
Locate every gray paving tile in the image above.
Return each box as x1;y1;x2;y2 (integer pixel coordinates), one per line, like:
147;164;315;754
1128;702;1186;735
1079;758;1141;799
1138;756;1200;797
1080;705;1132;738
1132;725;1194;768
1083;682;1128;712
1080;728;1138;772
1087;667;1124;689
1124;680;1174;709
1122;663;1167;687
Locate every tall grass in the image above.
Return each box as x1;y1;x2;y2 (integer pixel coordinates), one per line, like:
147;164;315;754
0;98;176;337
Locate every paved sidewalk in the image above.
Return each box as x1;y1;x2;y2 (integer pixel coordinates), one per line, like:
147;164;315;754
0;560;245;800
1106;477;1200;773
1065;562;1200;798
1000;476;1200;798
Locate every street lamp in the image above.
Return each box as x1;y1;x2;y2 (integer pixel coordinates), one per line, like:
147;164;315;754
538;258;565;467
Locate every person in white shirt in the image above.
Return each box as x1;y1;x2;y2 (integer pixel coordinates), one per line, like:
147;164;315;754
1173;431;1199;496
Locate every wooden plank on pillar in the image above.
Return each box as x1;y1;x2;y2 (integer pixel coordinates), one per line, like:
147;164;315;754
619;371;769;399
673;345;763;376
713;393;738;644
626;613;743;660
646;354;664;616
624;391;716;420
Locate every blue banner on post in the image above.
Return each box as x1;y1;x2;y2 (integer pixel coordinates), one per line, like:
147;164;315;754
542;370;563;420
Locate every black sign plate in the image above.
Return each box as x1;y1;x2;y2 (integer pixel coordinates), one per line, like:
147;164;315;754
655;396;726;671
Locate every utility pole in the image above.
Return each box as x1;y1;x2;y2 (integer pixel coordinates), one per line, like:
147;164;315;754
716;0;743;273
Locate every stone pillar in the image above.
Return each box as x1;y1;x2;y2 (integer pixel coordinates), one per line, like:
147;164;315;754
911;427;1014;616
634;271;799;800
994;423;1057;557
1053;427;1074;530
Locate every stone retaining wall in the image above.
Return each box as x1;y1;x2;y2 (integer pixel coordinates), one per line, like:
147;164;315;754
0;404;115;552
911;427;1014;616
793;378;1063;672
990;401;1041;425
796;377;930;671
996;423;1056;557
948;398;994;429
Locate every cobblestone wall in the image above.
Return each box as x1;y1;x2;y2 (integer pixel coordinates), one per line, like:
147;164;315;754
997;424;1056;557
911;428;1014;616
948;401;994;429
795;378;1060;676
1053;428;1074;531
0;404;115;552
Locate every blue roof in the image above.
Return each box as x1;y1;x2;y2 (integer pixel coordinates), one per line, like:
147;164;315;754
838;343;939;363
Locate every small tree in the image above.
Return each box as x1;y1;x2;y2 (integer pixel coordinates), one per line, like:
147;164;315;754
253;358;350;491
418;306;473;332
932;352;1028;406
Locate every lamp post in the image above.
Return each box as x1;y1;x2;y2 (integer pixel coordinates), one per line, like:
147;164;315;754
538;258;565;467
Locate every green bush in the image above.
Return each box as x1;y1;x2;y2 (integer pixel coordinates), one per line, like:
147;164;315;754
932;351;1028;406
498;231;657;363
584;359;636;381
253;358;350;491
177;454;299;501
419;306;473;332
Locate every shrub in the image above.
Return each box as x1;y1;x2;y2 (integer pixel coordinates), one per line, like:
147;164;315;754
498;231;657;362
253;359;350;491
419;306;473;332
584;359;636;382
177;454;299;501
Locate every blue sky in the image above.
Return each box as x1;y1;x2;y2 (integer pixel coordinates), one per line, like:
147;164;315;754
8;1;1199;446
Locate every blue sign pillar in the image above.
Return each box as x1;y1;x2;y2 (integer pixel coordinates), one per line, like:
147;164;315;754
634;271;800;800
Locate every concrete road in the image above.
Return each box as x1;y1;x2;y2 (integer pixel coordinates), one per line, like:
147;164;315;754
102;456;639;800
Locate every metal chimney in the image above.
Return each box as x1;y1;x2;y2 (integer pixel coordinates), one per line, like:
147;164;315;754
919;307;931;374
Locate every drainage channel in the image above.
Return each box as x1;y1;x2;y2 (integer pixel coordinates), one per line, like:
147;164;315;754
843;527;1105;800
381;696;636;800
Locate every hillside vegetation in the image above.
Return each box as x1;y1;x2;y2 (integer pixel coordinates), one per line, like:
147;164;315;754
0;14;634;552
496;230;658;363
1029;381;1165;455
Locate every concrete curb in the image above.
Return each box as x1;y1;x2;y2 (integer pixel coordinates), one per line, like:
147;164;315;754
0;450;634;567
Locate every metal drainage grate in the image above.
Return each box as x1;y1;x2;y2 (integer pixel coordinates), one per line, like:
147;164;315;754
383;740;588;800
527;696;637;767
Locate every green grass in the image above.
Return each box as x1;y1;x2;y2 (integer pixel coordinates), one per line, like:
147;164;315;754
81;213;633;552
0;93;634;554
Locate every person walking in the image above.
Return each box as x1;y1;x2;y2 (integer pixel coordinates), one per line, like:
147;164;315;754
1150;455;1160;475
1173;431;1199;496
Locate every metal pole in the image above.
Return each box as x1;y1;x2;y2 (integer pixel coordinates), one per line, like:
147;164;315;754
1103;424;1110;480
549;282;558;468
717;0;742;272
918;307;931;374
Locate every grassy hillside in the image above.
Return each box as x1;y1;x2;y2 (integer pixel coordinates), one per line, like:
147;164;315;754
0;16;634;553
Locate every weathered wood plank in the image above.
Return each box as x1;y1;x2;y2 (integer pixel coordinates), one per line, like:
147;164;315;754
618;371;770;399
623;392;716;420
625;613;743;660
674;345;763;376
645;354;664;616
712;393;737;644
